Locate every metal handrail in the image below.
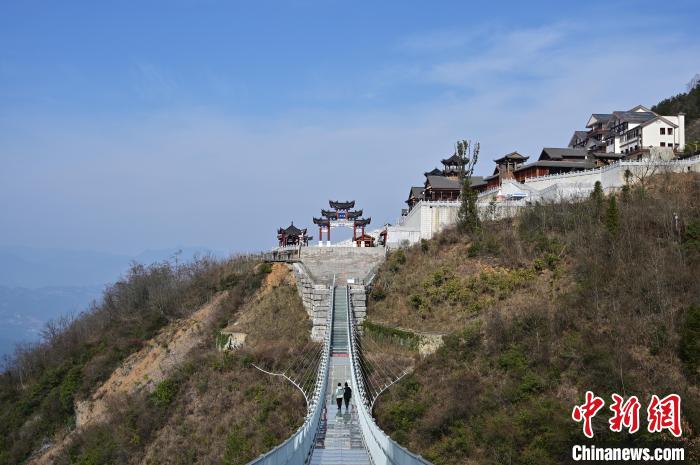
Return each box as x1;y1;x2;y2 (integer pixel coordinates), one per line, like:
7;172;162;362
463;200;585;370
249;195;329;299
346;286;433;465
244;283;333;465
246;276;432;465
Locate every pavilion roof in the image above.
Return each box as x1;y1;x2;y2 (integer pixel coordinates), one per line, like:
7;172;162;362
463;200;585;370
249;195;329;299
440;153;465;166
280;223;304;236
329;200;355;209
494;151;529;163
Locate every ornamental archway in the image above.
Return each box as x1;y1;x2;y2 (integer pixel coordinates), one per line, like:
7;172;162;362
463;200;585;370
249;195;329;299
312;200;372;247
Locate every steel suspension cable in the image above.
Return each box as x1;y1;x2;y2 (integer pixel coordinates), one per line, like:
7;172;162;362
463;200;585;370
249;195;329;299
296;345;323;395
289;343;322;386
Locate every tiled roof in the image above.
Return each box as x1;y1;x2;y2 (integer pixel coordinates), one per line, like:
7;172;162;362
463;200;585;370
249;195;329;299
540;147;589;160
426;175;485;189
514;160;596;172
283;223;303;235
408;186;424;199
424;168;443;176
441;153;465;165
470;176;486;187
426;175;461;189
329;200;355;209
612;111;657;124
493;151;529;163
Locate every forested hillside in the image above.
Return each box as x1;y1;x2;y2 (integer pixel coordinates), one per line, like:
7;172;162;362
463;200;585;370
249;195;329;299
0;258;310;465
653;74;700;150
368;173;700;464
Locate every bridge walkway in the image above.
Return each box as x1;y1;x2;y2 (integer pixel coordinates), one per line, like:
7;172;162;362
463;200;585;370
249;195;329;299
310;287;370;465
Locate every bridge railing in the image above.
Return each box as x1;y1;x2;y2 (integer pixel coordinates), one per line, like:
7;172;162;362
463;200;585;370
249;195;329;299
244;282;333;465
345;287;433;465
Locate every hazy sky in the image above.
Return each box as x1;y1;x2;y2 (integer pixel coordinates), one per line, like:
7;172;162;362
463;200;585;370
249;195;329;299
2;0;699;255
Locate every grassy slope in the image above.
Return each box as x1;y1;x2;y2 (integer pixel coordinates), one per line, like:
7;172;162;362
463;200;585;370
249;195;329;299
369;173;700;464
1;259;310;465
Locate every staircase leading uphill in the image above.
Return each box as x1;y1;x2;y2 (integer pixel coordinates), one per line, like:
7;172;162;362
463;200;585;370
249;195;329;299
310;286;370;465
331;287;349;356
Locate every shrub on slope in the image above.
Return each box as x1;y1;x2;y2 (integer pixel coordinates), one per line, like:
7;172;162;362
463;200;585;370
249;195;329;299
371;173;700;464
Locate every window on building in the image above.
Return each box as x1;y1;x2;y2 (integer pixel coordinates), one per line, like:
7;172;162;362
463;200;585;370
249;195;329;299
660;128;666;135
660;142;666;147
668;128;673;135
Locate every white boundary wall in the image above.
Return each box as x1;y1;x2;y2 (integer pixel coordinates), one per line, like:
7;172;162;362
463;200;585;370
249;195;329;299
389;155;700;247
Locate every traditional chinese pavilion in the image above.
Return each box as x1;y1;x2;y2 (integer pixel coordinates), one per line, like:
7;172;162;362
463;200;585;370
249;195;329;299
440;152;466;178
277;222;311;247
312;200;373;246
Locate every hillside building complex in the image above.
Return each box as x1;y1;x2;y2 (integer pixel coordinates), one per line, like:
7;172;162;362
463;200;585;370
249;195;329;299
387;104;698;247
274;104;697;250
569;105;685;155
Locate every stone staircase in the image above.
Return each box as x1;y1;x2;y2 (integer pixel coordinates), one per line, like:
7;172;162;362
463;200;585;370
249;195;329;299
331;287;349;356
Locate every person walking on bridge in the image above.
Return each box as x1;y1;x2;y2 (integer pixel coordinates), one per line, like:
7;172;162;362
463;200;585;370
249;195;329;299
343;382;352;411
335;383;344;411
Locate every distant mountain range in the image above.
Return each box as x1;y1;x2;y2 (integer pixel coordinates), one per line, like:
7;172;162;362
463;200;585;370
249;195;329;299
0;246;224;288
0;246;224;358
0;285;103;359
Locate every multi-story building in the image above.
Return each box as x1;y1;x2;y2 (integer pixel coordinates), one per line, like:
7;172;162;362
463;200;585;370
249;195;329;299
569;105;685;155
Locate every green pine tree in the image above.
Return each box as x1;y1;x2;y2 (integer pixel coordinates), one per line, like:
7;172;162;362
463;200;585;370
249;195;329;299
590;181;604;215
605;195;620;237
621;184;631;203
456;140;481;233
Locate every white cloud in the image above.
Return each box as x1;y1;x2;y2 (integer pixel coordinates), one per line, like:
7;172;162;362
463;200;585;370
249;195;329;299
1;20;698;254
426;24;568;86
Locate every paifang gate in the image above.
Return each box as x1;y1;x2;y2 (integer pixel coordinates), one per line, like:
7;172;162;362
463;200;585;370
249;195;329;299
313;200;374;247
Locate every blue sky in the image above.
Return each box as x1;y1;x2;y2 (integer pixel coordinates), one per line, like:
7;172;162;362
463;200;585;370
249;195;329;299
1;0;699;255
